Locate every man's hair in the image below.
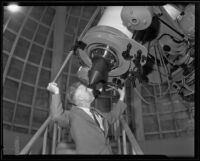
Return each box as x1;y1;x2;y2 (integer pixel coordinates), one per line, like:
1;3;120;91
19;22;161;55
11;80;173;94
66;82;82;105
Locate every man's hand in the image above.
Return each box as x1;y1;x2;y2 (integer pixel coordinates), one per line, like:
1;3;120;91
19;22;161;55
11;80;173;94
118;86;125;101
47;82;60;95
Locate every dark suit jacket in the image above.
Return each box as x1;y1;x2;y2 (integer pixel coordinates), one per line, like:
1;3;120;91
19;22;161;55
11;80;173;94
51;94;127;154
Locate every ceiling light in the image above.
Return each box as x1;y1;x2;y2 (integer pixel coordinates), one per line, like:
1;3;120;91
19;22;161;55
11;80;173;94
7;3;21;13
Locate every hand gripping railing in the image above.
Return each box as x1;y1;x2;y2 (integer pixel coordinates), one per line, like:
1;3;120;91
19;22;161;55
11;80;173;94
119;117;144;155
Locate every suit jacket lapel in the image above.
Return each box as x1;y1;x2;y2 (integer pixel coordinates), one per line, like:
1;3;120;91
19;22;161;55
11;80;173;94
94;108;109;137
71;106;97;126
71;106;109;136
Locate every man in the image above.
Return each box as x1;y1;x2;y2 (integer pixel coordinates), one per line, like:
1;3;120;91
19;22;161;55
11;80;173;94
47;81;126;154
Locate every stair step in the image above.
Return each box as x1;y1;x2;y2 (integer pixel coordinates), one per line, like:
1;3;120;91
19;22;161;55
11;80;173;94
56;140;120;154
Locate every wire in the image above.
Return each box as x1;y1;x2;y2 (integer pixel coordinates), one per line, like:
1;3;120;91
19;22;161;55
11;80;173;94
155;13;185;38
106;81;153;105
156;33;191;66
106;84;118;91
145;42;166;95
156;34;194;98
153;43;163;97
182;76;194;93
156;41;171;95
160;51;175;65
141;85;155;97
157;33;185;42
143;42;172;98
133;87;152;105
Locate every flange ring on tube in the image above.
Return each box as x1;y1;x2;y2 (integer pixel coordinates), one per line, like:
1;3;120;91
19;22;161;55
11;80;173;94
78;6;147;77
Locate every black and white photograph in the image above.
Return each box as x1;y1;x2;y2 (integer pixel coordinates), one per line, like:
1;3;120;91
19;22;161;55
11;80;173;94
2;2;197;158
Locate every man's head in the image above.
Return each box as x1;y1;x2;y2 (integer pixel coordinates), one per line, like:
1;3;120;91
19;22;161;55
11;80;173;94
67;82;94;108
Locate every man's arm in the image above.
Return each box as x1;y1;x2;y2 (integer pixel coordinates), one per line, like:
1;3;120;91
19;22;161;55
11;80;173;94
99;87;127;124
47;82;70;128
101;100;127;124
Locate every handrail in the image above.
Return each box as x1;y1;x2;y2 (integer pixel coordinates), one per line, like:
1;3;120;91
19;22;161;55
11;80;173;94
42;127;48;154
119;117;144;155
19;116;52;154
19;112;143;155
51;123;58;154
122;129;127;154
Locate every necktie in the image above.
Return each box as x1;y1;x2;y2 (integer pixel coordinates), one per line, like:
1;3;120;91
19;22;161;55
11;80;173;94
90;109;104;131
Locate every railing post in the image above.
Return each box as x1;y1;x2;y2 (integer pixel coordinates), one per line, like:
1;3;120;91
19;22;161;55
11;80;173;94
120;117;144;155
42;127;48;154
14;136;20;155
115;120;122;154
122;129;127;154
132;146;136;155
51;123;57;154
117;136;122;154
57;126;61;143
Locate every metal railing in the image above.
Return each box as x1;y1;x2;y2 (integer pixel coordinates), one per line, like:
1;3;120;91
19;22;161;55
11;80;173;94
19;115;143;155
19;116;52;154
119;117;143;154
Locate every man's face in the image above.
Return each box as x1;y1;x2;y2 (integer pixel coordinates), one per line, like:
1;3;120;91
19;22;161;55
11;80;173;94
74;84;95;106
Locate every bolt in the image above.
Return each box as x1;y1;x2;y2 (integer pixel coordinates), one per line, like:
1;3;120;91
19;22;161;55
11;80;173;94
131;18;138;24
141;55;147;63
137;49;142;55
143;19;147;25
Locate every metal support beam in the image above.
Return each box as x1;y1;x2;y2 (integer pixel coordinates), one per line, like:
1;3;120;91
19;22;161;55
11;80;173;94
168;90;180;137
3;12;11;33
131;80;145;141
3;7;32;85
153;85;163;139
120;117;144;154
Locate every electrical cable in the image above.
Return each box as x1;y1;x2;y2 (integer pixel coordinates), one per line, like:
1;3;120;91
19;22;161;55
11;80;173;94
157;41;170;73
151;68;169;77
156;41;171;96
155;32;194;98
141;84;155;97
153;43;163;97
182;77;194;93
160;51;175;65
147;42;169;78
146;41;168;91
155;13;185;38
157;33;185;42
157;33;194;98
106;82;153;105
133;87;152;105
